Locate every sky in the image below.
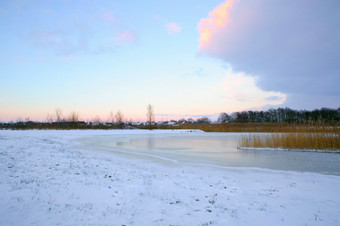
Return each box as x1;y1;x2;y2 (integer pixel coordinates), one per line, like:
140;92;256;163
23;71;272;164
0;0;339;122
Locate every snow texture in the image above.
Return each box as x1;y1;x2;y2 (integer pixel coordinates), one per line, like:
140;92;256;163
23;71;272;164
0;130;339;225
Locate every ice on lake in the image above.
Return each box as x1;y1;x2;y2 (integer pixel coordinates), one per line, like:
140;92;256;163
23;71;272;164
82;132;340;175
2;130;340;225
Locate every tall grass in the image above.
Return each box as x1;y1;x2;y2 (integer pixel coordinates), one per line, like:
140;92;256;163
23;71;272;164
240;132;340;151
177;122;340;133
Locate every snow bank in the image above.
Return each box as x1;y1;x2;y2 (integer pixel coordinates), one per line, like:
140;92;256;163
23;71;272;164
0;130;339;225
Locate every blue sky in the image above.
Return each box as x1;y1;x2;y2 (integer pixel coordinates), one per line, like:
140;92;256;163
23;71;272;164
1;0;339;122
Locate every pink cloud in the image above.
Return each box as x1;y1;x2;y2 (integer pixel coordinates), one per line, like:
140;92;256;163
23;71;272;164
11;57;46;62
11;57;26;61
165;22;182;34
114;30;138;44
198;0;233;50
100;10;115;23
28;29;88;56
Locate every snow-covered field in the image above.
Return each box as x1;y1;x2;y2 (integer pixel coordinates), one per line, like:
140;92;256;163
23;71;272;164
1;130;339;226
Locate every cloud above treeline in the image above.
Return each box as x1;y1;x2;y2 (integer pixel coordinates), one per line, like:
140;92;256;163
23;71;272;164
217;69;286;109
198;0;340;98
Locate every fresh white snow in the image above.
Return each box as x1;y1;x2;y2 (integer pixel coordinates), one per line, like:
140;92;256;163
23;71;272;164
0;130;339;225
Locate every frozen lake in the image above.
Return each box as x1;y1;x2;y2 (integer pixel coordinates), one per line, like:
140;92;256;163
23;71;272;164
1;130;340;225
82;132;340;175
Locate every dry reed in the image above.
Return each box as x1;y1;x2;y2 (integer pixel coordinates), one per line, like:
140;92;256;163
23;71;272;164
160;122;340;150
177;122;340;133
240;132;340;151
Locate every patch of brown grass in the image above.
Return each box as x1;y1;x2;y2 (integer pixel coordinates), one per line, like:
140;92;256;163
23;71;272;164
240;132;340;151
177;123;340;133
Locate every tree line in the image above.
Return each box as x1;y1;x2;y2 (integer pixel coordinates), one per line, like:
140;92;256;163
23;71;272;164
1;107;339;130
0;105;156;130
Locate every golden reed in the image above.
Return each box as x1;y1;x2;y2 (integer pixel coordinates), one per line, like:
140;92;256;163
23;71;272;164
177;122;339;133
176;122;340;150
239;132;340;151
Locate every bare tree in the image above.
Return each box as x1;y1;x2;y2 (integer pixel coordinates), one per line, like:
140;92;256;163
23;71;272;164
127;118;133;125
55;108;63;122
92;115;101;124
108;111;115;124
46;113;54;123
115;110;124;126
146;104;154;128
68;111;79;122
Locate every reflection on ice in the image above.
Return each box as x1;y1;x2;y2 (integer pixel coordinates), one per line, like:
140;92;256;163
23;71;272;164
85;133;340;175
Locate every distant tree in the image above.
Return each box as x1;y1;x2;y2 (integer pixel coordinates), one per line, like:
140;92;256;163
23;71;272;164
108;111;115;124
178;118;187;124
217;113;232;123
46;113;54;123
127;118;134;125
68;111;79;122
320;108;340;123
115;110;124;127
277;108;285;123
196;117;211;124
187;118;194;123
234;111;249;122
55;108;63;122
146;104;154;128
170;120;177;125
92;115;101;124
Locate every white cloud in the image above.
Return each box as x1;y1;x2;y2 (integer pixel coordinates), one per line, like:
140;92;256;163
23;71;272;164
99;9;115;24
198;0;340;106
165;22;182;34
215;69;286;112
198;0;233;50
28;29;88;56
152;66;286;115
114;30;138;44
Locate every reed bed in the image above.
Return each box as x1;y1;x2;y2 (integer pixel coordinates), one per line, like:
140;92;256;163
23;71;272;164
177;123;340;133
167;122;340;150
239;132;340;151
